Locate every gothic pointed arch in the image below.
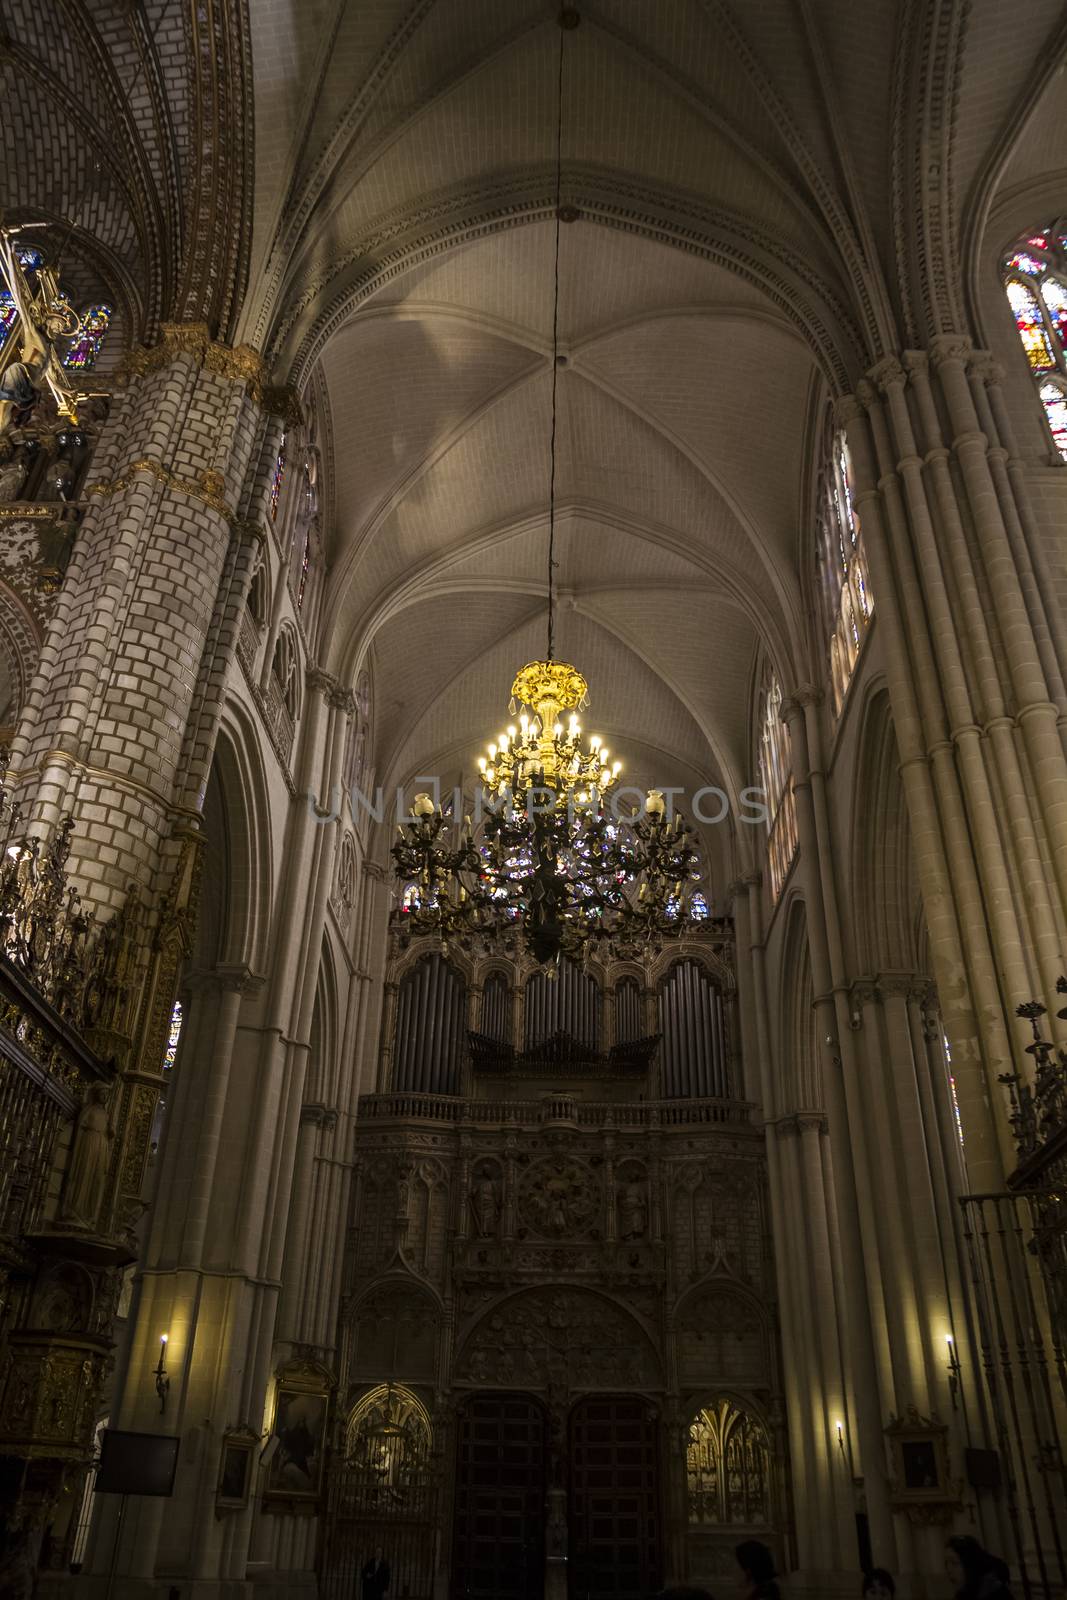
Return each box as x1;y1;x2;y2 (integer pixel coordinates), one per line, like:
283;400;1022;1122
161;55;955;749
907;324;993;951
849;684;921;978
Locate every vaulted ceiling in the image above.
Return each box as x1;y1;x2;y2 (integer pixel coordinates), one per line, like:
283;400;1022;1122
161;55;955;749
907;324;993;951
10;0;1067;885
234;0;1067;882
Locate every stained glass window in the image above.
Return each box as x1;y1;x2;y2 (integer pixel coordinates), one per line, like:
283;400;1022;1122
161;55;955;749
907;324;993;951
269;436;286;520
1039;381;1067;458
756;661;797;902
0;292;16;341
1007;281;1054;371
64;304;112;370
299;528;310;608
162;1000;183;1072
1003;222;1067;460
814;413;873;714
943;1031;964;1150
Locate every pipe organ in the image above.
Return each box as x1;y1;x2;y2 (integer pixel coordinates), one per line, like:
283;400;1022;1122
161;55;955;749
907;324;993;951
387;940;736;1099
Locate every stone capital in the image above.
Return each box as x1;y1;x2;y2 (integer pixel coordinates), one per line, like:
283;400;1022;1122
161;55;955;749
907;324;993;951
779;694;808;727
878;971;917;1000
775;1111;829;1139
306;665;357;713
833;393;866;429
300;1102;339;1129
231;516;267;549
967;352;1003;386
929;333;972;369
869;355;907;394
184;962;263;996
791;682;821;709
901;349;929;377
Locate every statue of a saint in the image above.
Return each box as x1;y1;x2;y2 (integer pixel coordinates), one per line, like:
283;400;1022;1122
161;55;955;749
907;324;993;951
59;1083;111;1229
618;1180;647;1240
472;1175;498;1238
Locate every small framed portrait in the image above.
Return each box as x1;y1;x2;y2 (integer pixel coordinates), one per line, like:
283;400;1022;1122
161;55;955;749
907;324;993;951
885;1409;957;1521
265;1385;329;1500
216;1429;257;1509
900;1438;940;1491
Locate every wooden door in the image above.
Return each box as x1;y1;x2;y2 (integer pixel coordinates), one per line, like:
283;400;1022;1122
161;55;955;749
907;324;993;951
568;1396;661;1600
451;1394;546;1600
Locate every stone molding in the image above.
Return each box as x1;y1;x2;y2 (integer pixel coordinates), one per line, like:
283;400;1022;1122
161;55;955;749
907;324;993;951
89;456;232;520
118;323;302;422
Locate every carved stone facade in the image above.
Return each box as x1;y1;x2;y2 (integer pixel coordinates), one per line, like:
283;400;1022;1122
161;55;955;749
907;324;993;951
336;1089;782;1590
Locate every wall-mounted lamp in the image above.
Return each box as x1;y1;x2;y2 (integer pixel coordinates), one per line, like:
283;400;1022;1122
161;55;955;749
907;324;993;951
835;1419;845;1453
155;1334;170;1413
946;1334;962;1409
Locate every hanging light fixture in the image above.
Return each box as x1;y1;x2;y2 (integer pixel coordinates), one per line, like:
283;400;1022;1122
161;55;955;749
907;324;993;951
391;10;706;967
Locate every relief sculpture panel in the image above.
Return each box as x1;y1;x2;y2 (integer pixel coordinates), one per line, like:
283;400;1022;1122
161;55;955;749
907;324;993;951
454;1287;659;1390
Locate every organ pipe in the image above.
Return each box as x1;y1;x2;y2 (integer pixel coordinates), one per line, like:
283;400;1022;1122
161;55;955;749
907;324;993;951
659;959;729;1099
524;960;601;1050
481;973;510;1043
615;978;642;1044
392;955;467;1094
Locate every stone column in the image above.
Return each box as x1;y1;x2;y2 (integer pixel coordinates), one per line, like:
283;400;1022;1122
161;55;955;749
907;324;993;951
744;867;859;1583
781;691;897;1570
841;389;1012;1188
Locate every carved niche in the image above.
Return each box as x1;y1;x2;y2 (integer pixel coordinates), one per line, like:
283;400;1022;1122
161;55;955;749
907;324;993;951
348;1282;440;1388
675;1284;769;1389
470;1160;502;1239
517;1156;601;1240
454;1287;659;1391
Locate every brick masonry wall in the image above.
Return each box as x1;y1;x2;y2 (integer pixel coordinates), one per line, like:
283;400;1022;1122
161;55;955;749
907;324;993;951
10;343;267;914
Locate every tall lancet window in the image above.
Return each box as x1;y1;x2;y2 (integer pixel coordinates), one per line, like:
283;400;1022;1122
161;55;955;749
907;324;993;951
269;435;286;521
814;415;872;713
1002;225;1067;460
756;661;797;903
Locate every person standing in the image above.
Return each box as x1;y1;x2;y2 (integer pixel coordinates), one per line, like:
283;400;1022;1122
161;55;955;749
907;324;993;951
360;1546;390;1600
863;1572;895;1599
945;1537;1013;1600
735;1540;781;1600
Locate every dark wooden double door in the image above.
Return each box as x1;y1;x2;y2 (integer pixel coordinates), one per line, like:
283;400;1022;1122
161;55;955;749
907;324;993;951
451;1395;660;1600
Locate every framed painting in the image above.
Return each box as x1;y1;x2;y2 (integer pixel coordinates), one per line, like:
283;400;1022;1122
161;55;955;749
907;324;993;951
885;1409;960;1525
264;1384;329;1500
217;1429;257;1509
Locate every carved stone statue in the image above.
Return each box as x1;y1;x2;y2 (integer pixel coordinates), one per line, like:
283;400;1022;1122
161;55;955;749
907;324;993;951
59;1084;111;1229
0;441;29;502
472;1175;499;1238
618;1180;647;1240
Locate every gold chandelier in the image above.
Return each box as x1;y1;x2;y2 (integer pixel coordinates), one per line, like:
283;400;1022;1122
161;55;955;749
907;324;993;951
390;11;706;966
477;659;620;803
